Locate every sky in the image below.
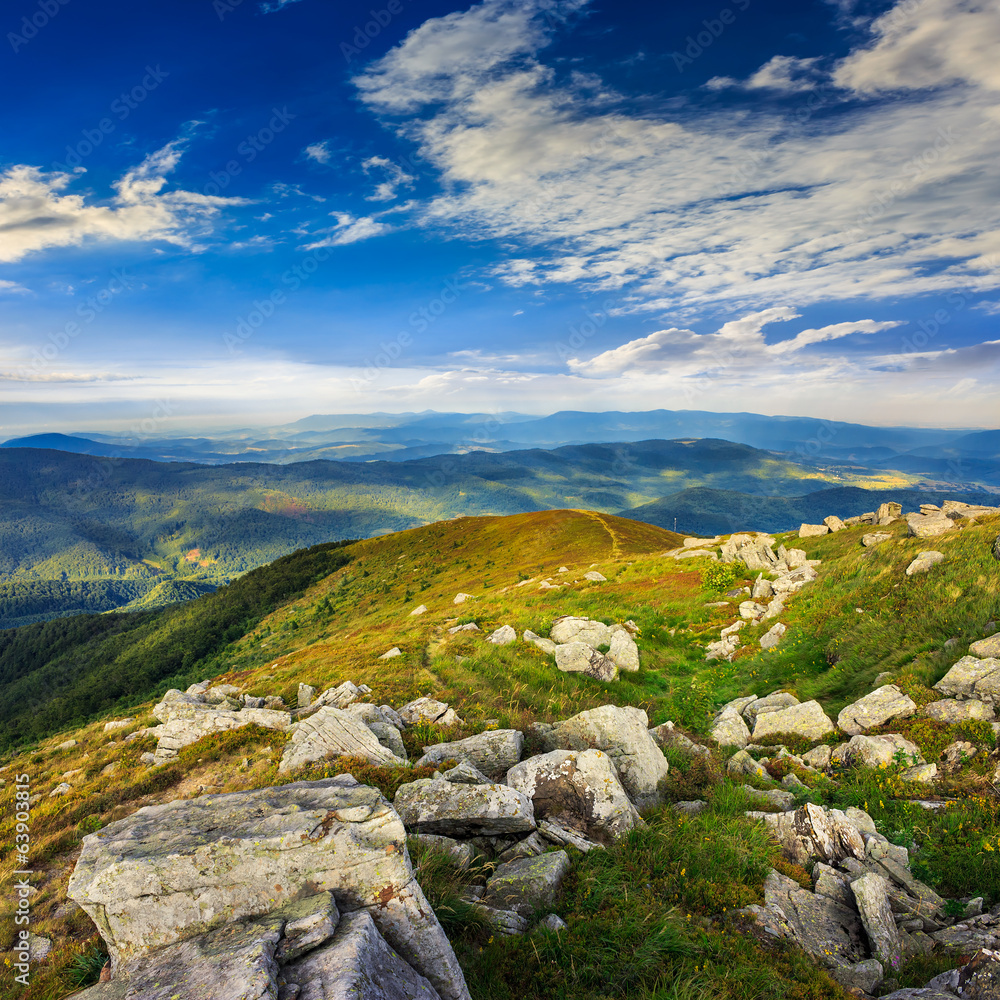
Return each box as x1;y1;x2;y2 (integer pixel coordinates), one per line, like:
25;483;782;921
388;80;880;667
1;0;999;437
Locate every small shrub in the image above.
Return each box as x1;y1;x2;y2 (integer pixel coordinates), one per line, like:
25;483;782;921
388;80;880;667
701;562;745;593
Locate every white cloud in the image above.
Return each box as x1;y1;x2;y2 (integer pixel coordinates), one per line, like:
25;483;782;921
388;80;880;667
304;211;391;248
304;141;333;164
352;0;1000;315
0;279;30;295
260;0;305;12
362;156;416;202
0;139;245;263
745;55;824;92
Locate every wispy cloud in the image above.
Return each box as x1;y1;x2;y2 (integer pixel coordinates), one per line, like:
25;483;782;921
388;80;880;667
304;211;391;248
304;141;333;164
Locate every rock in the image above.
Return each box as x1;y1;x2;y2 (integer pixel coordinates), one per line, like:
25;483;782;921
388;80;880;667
57;739;78;750
583;570;607;582
754;803;866;866
720;534;781;571
103;718;135;733
762;596;786;620
739;600;767;619
674;548;717;560
940;740;977;768
759;623;787;650
409;604;428;616
742;784;796;810
447;622;479;634
710;711;751;748
837;685;917;735
379;647;403;660
831;959;884;994
49;782;72;797
906;550;946;575
554;643;619;682
370;723;408;761
934;656;1000;704
799;524;830;537
537;819;600;853
281;909;443;1000
545;705;670;810
607;629;640;672
648;722;709;757
453;593;476;604
863;532;893;547
394;779;535;837
538;914;567;934
506;749;641;845
414;730;524;779
523;630;557;654
752;575;775;600
906;512;952;538
802;744;832;769
550;617;612;646
411;834;475;871
813;863;854;907
68;777;469;1000
751;701;835;742
958;948;1000;998
313;681;367;710
467;903;529;937
274;892;340;964
924;698;994;722
298;684;316;709
971;633;1000;659
838;734;924;768
482;851;571;917
440;760;491;785
744;692;799;725
743;870;865;965
279;708;404;773
877;502;902;524
398;698;461;726
852;873;903;969
777;545;808;568
902;763;938;784
824;515;846;532
705;636;740;662
486;625;517;645
994;535;1000;561
727;750;768;780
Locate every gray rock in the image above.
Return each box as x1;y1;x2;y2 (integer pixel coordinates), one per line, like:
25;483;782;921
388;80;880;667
414;730;523;780
545;705;670;810
281;909;442;1000
536;820;600;853
759;622;787;650
398;698;459;726
741;784;796;810
970;633;1000;659
648;722;709;756
523;630;557;654
837;685;917;735
441;760;492;785
744;692;800;725
394;779;535;837
274;892;340;964
280;707;404;773
554;642;619;682
852;872;903;969
906;512;952;538
877;502;902;524
801;744;832;769
467;903;529;936
824;515;846;532
379;647;403;660
607;629;640;672
863;532;893;547
751;701;834;742
754;803;866;866
447;622;479;634
411;834;476;871
495;832;548;864
672;800;708;816
67;777;469;1000
813;863;854;907
727;750;768;779
486;625;517;645
934;655;1000;704
482;851;571;917
752;575;775;600
369;722;408;761
924;698;994;722
583;570;607;582
831;959;884;994
906;550;946;575
798;523;830;537
409;604;428;616
313;681;367;711
739;600;767;619
994;534;1000;561
837;734;924;768
720;534;781;571
506;749;641;846
550;616;612;646
902;763;938;784
537;914;567;934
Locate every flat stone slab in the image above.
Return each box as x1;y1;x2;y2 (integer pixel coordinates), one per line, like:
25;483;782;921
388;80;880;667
279;707;404;773
394;779;535;837
414;730;523;779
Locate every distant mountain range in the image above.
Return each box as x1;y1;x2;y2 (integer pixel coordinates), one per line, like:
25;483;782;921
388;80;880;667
4;409;998;486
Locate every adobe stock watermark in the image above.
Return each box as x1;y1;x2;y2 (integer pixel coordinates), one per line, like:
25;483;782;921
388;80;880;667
54;66;170;172
11;772;33;987
203;107;296;196
18;268;137;380
671;0;750;72
351;275;465;391
8;0;70;53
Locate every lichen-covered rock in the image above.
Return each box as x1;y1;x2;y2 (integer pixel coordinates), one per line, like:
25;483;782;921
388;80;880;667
852;873;903;969
759;622;787;650
935;656;1000;704
410;835;475;871
727;750;768;780
751;700;834;742
744;692;800;726
523;630;557;654
394;779;535;837
506;749;641;845
313;681;369;711
414;730;524;779
970;633;1000;659
398;698;462;727
486;625;517;645
607;629;640;672
279;708;404;773
481;851;571;917
754;803;866;866
837;734;924;768
924;698;994;723
862;532;892;547
709;710;751;748
281;909;442;1000
550;616;612;645
799;523;830;537
802;744;832;769
837;685;917;735
152;705;292;765
554;642;619;682
67;777;469;1000
545;705;669;810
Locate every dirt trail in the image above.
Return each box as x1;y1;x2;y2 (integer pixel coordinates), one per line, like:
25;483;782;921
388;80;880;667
571;509;623;561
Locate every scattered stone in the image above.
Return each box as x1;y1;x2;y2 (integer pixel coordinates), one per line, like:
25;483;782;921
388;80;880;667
863;532;892;547
837;685;917;735
837;734;924;769
934;656;1000;704
877;502;902;525
506;749;641;846
802;744;832;769
538;914;568;934
710;710;751;749
453;593;476;604
448;622;480;634
924;698;994;723
906;550;946;575
742;784;796;810
57;739;78;750
49;782;72;797
554;642;619;682
103;718;135;733
482;851;571;917
720;534;781;571
727;750;768;780
378;647;402;659
583;570;607;582
970;633;1000;659
297;684;316;709
410;604;428;616
759;622;787;650
441;760;492;785
754;803;866;867
752;575;775;600
537;819;601;853
752;700;835;742
649;721;709;756
906;511;952;538
902;764;938;784
799;524;830;537
607;629;640;672
832;959;884;994
395;778;535;838
414;730;524;780
852;873;903;969
740;600;767;619
279;708;404;773
824;515;846;532
399;698;463;727
550;617;611;646
486;625;517;645
313;681;369;710
411;834;476;871
523;630;557;654
744;692;799;725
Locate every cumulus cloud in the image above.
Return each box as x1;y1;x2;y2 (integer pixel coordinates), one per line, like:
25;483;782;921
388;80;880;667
351;0;1000;314
0;140;245;262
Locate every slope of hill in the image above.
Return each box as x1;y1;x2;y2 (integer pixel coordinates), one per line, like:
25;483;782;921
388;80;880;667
0;438;910;623
1;505;999;1000
621;484;1000;535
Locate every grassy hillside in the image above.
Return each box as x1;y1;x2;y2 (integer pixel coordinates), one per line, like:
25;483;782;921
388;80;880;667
622;484;1000;535
3;507;1000;1000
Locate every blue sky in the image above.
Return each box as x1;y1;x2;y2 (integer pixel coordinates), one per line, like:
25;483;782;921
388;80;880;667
1;0;998;436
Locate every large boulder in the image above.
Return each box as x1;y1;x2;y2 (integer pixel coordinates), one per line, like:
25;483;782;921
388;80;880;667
906;550;945;575
67;777;469;1000
751;701;835;742
753;803;866;867
709;710;751;748
934;656;1000;704
481;852;571;918
851;873;903;969
876;502;902;525
506;749;641;845
906;512;952;538
798;524;830;538
862;532;892;547
544;705;669;810
924;699;994;723
550;616;611;646
744;692;799;726
720;534;781;571
554;643;619;682
279;708;404;773
837;685;917;735
608;629;640;672
414;730;524;779
487;625;517;645
835;734;924;769
970;633;1000;659
151;705;292;765
398;698;461;726
393;779;535;837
